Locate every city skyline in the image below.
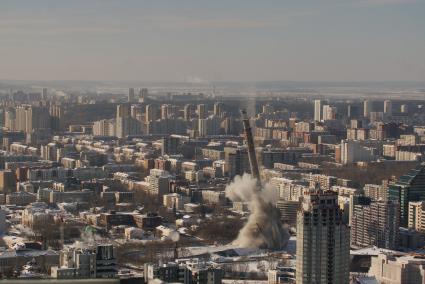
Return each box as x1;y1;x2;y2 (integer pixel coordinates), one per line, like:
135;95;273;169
3;2;425;283
2;85;425;283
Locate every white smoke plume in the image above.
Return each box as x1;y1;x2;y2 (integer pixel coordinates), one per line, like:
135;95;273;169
72;230;105;249
15;224;34;237
168;230;180;242
226;174;290;250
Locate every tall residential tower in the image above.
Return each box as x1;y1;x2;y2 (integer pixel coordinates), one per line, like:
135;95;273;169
296;190;350;284
314;99;322;121
363;100;372;118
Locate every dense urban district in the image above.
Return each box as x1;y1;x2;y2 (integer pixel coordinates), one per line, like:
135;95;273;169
0;86;425;283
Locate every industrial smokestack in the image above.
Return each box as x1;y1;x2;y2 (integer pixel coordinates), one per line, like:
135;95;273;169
229;111;289;251
241;109;260;183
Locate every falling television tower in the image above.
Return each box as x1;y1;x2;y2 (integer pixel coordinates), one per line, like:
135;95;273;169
241;109;260;183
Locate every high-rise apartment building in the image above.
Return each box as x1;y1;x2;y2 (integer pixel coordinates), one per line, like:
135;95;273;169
314;99;322;121
40;142;58;161
14;105;50;134
146;118;186;135
364;183;388;201
4;109;16;131
276;199;298;226
93;119;115;136
295;121;313;133
340;139;375;164
389;164;425;226
0;208;6;235
347;104;360;118
145;104;157;123
213;102;224;117
369;111;384;123
128;88;135;103
308;174;338;191
42;87;47;100
160;104;177;119
221;117;236;135
224;147;250;178
198;117;220;137
351;200;399;249
322;105;337;121
262;104;274;115
130;105;143;121
116;104;130;138
49;105;62;131
349;195;371;226
146;169;172;199
139;88;148;100
0;170;17;194
296;190;350;284
197;104;206;119
363;100;372;118
116;104;140;138
384;100;392;116
160;104;169;120
183;104;194;121
408;201;425;233
401;104;408;113
93;119;116;136
350;119;363;129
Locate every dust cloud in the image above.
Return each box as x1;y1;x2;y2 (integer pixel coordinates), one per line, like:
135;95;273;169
226;174;290;250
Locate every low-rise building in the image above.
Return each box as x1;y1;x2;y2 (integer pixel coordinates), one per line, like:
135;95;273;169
268;266;296;284
145;259;223;284
6;191;36;206
51;244;117;279
163;193;191;210
369;253;425;284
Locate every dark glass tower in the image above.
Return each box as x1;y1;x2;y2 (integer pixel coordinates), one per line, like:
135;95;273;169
388;164;425;226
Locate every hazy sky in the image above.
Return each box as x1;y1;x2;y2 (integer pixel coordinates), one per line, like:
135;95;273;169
1;0;424;82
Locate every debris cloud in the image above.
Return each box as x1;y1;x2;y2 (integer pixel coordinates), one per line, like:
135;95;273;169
226;174;290;250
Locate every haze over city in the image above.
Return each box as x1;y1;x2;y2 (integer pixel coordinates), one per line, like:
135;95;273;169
1;1;425;284
1;0;425;82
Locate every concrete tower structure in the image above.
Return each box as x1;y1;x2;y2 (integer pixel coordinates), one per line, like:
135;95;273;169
241;109;260;182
